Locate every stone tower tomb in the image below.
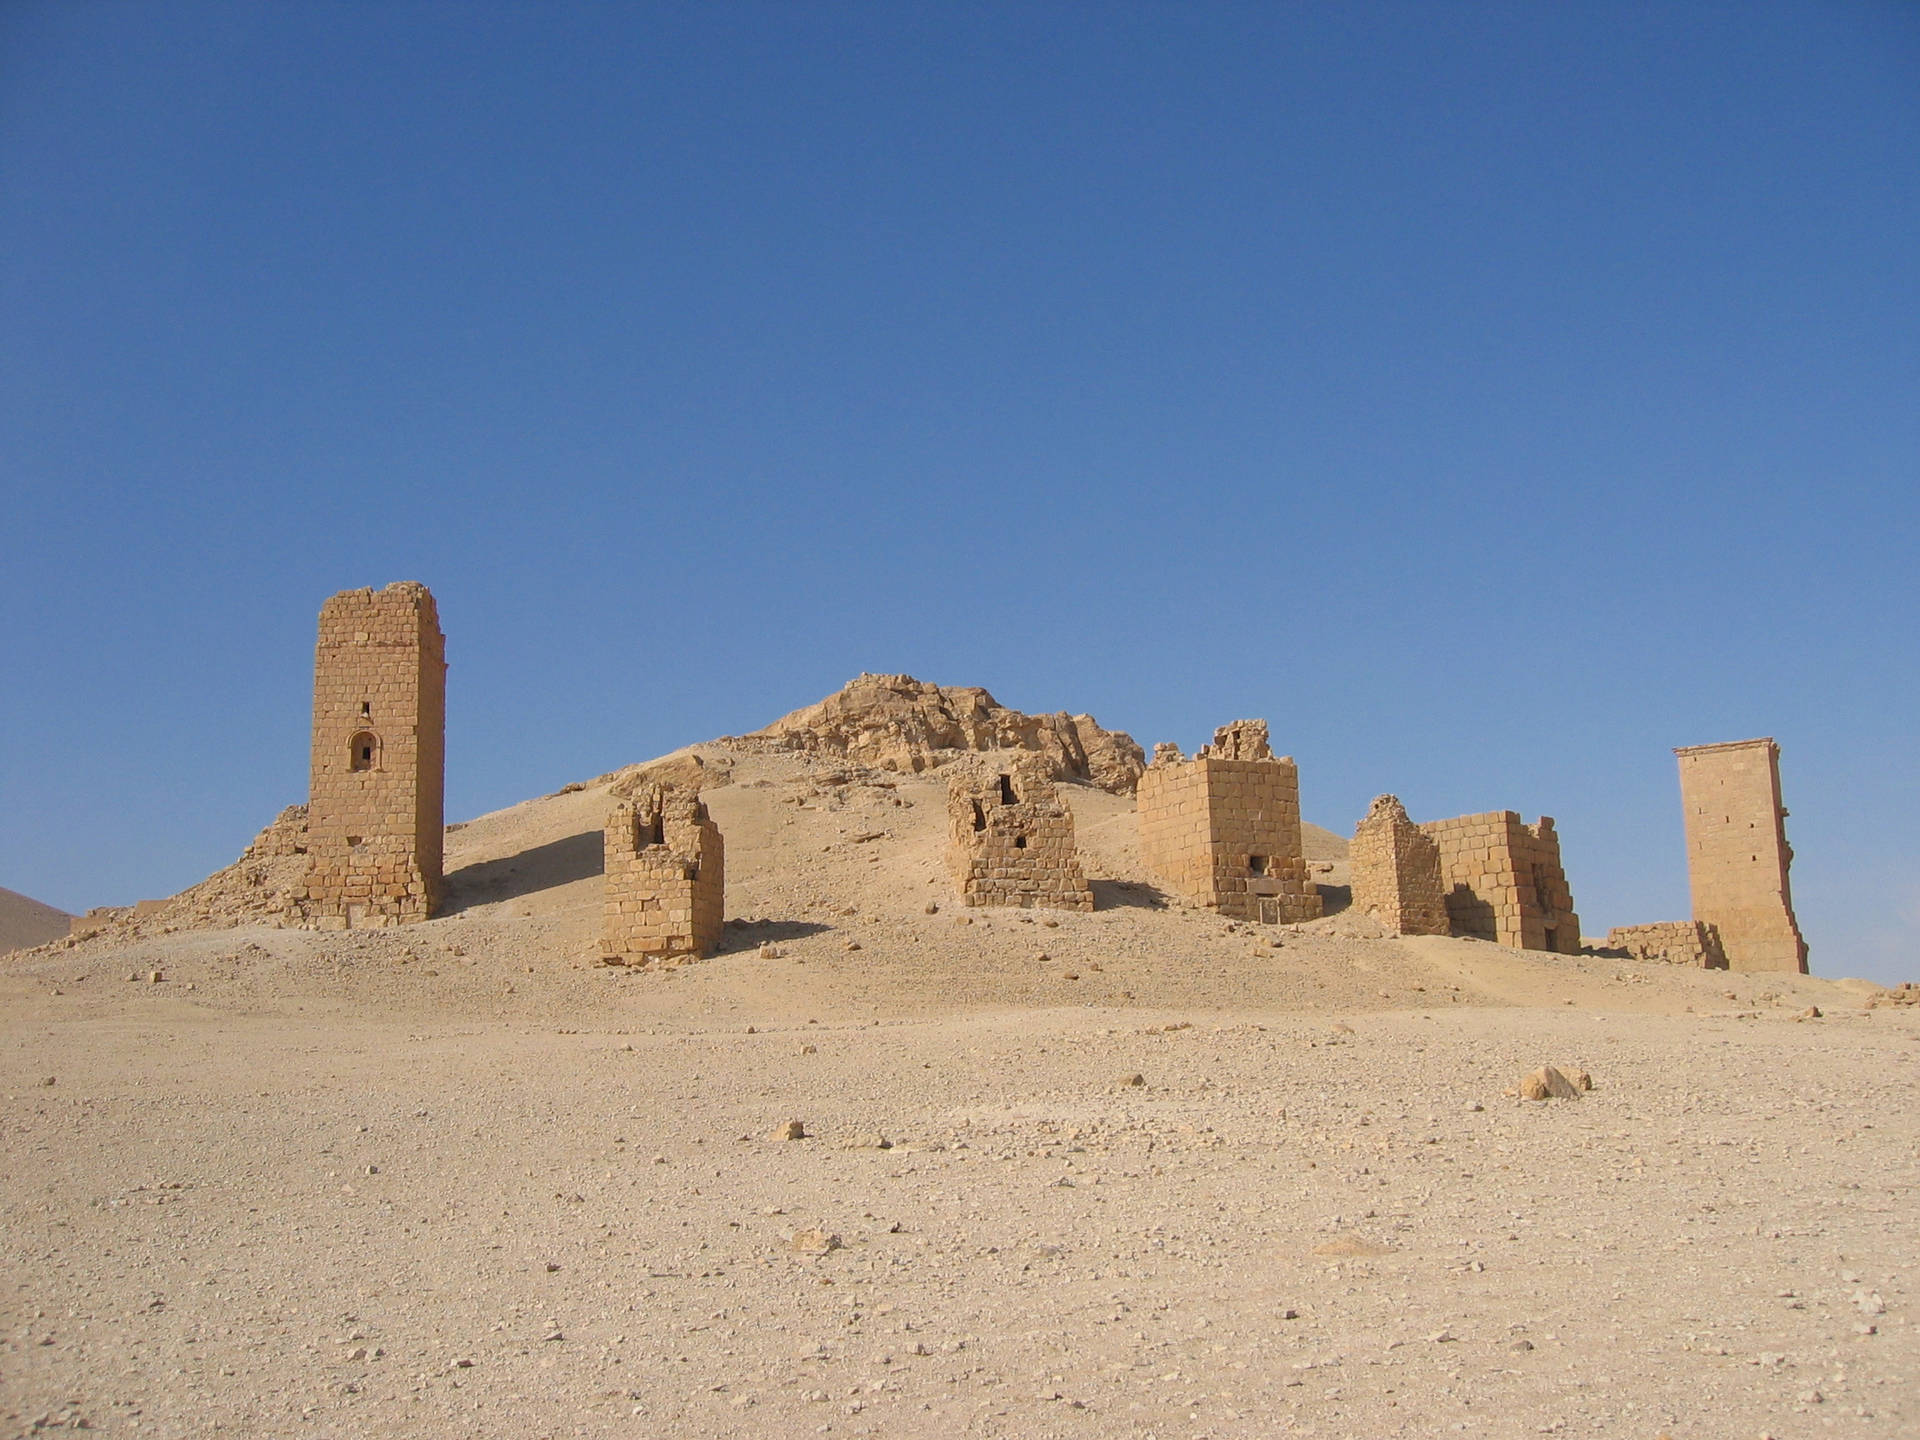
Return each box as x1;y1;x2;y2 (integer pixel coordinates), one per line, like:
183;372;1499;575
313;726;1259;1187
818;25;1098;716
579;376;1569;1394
602;781;726;963
1420;811;1580;953
946;755;1095;911
1136;720;1322;923
1350;794;1448;935
1675;739;1807;973
298;582;446;928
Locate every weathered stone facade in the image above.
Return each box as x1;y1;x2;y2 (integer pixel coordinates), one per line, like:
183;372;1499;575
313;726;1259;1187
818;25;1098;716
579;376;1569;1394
602;782;725;963
1136;721;1322;923
1676;739;1808;973
296;583;446;929
1606;921;1727;969
1350;795;1448;935
946;756;1094;911
1420;811;1580;953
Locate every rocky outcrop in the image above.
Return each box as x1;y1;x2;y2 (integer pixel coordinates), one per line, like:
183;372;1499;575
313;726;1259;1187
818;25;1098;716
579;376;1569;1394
738;674;1146;794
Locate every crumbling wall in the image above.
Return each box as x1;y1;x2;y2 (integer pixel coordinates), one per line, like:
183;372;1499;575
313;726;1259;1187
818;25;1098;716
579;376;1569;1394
295;582;446;929
1136;721;1321;924
1350;795;1448;935
1676;739;1808;973
945;755;1094;911
602;781;726;963
1421;811;1580;953
1607;921;1727;969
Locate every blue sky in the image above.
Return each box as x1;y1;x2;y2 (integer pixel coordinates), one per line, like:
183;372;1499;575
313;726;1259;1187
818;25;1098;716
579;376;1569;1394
3;3;1915;982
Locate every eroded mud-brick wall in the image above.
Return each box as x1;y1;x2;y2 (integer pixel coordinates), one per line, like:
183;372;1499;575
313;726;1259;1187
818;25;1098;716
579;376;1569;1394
298;582;445;929
946;756;1094;911
1136;721;1321;924
1420;811;1580;954
1676;739;1807;973
602;782;726;963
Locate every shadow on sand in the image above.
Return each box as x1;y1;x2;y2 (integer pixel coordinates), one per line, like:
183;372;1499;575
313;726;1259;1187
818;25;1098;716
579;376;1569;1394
714;918;833;955
1092;879;1169;912
1315;883;1352;918
443;830;604;913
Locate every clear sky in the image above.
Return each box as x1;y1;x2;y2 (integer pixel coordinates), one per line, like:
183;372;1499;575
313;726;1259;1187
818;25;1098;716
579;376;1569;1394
3;3;1915;982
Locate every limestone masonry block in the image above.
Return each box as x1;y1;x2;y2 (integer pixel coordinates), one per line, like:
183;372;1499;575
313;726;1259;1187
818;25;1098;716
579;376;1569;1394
1420;810;1580;954
1675;739;1807;974
1136;721;1322;924
602;781;725;963
1607;921;1727;969
945;755;1094;911
295;582;445;930
1350;795;1448;936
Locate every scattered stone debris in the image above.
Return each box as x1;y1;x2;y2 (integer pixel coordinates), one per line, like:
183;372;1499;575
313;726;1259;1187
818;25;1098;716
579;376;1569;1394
1519;1065;1585;1101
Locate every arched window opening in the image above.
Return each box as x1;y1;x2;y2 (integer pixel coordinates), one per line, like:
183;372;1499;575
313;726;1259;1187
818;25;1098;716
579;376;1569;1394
349;730;380;771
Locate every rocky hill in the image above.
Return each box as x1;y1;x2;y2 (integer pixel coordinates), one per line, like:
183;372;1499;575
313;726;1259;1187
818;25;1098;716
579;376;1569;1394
737;673;1147;794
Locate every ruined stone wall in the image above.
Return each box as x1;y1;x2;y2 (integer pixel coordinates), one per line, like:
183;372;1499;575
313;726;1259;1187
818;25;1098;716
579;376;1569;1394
1420;811;1580;953
296;582;445;929
946;756;1094;911
1136;721;1321;924
1350;795;1448;935
1676;739;1807;974
1607;921;1727;969
602;782;725;963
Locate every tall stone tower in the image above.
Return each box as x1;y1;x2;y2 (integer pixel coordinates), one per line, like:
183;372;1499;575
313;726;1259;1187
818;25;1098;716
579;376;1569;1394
298;582;446;929
1675;739;1807;973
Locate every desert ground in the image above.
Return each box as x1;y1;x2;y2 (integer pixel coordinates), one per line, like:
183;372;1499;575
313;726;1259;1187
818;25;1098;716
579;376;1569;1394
4;742;1915;1439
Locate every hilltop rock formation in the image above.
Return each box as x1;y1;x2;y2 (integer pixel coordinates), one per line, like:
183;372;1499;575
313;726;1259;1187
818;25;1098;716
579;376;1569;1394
736;674;1146;794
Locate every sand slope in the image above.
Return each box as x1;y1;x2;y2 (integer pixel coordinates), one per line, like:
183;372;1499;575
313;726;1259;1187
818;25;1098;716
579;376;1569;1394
2;741;1913;1438
0;885;69;954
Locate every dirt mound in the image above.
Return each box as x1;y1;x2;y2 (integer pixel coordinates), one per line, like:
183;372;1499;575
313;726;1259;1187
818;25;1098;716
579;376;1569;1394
0;886;71;953
68;806;310;943
737;673;1146;793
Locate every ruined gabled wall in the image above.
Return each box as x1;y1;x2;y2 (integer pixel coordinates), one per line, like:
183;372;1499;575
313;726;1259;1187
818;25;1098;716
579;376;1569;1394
1607;921;1727;969
297;583;445;929
602;782;725;963
1350;795;1448;935
946;756;1094;911
1676;739;1807;974
1420;811;1580;953
1136;721;1321;924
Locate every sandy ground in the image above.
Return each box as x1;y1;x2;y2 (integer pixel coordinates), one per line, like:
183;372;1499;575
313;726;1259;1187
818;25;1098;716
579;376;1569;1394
4;748;1915;1438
